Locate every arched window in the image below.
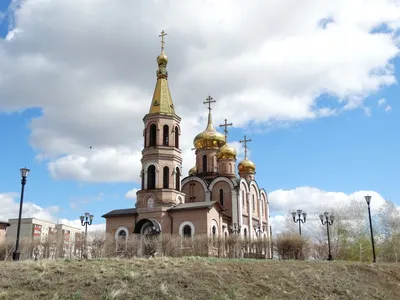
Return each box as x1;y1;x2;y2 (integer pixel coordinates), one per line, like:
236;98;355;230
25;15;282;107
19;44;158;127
183;225;192;238
219;189;224;206
174;126;179;148
212;226;216;243
202;155;207;173
252;195;255;212
163;166;169;189
163;125;169;146
244;228;248;239
141;170;144;190
147;165;156;189
261;200;264;217
175;167;180;190
149;124;157;147
242;191;245;207
118;230;127;240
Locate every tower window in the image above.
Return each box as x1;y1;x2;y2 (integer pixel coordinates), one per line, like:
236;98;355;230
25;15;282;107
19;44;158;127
219;189;224;206
147;165;156;189
175;167;180;191
183;225;192;238
202;155;207;173
163;166;169;189
141;170;144;189
174;126;179;148
149;124;157;147
163;125;169;146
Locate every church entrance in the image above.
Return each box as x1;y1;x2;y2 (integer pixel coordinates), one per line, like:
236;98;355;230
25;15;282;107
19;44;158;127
134;218;161;257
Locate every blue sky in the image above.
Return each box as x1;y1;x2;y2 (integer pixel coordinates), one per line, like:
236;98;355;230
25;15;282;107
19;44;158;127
0;0;399;231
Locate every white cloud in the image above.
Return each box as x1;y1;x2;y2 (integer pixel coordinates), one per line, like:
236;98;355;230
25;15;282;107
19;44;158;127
268;186;387;235
125;188;138;200
0;0;399;182
378;98;386;105
0;192;105;232
385;105;392;112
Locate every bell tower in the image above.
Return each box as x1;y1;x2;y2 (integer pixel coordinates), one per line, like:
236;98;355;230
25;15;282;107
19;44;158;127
136;30;185;216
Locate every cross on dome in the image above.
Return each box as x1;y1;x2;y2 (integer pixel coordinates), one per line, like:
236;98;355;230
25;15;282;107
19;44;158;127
219;119;233;142
159;30;167;52
239;135;252;159
203;95;216;113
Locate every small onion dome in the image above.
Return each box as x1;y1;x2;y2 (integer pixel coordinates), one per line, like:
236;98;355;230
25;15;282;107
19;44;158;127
157;51;168;65
193;114;226;150
238;158;256;174
216;143;237;160
189;166;197;176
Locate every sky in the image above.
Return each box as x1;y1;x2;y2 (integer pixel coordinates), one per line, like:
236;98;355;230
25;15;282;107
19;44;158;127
0;0;399;234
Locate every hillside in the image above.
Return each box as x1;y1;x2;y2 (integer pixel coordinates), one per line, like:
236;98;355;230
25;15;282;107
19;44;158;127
0;257;399;300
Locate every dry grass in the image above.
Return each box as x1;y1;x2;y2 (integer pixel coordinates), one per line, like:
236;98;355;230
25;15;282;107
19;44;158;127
0;258;400;300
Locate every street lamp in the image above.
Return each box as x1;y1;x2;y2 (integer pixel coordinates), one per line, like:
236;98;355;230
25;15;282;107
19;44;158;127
253;221;265;237
13;167;30;261
365;195;376;263
229;223;241;258
80;212;94;258
292;209;307;235
319;211;334;261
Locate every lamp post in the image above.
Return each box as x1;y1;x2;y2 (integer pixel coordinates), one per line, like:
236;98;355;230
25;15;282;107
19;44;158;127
292;209;307;235
229;222;241;258
365;195;376;263
319;211;334;261
80;212;94;258
13;167;30;261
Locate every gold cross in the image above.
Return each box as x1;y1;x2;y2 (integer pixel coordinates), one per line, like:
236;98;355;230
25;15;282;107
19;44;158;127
219;119;233;142
159;30;167;51
239;135;252;158
203;95;216;113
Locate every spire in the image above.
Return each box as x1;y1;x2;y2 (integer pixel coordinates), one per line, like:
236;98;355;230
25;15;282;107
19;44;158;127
203;95;216;130
148;30;175;115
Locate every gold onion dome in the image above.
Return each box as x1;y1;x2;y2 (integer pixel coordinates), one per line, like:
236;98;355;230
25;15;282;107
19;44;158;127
216;143;237;160
157;51;168;65
238;157;256;174
193;114;226;150
188;166;197;176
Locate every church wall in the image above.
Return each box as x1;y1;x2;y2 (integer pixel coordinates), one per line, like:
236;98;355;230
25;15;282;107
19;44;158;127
105;216;137;238
217;160;236;177
181;180;206;203
207;208;223;235
170;209;209;235
210;181;232;218
196;149;218;174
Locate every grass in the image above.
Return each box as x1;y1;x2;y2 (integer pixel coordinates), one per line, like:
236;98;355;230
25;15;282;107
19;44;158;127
0;257;399;300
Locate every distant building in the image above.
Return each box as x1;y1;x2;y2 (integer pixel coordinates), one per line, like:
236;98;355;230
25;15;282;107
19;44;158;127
6;218;83;259
0;221;10;244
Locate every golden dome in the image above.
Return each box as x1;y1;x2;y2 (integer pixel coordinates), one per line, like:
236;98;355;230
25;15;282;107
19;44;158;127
189;166;197;176
157;51;168;65
193;114;226;150
216;143;237;160
238;158;256;174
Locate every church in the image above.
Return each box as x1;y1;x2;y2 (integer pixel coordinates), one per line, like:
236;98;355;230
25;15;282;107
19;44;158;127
102;31;271;250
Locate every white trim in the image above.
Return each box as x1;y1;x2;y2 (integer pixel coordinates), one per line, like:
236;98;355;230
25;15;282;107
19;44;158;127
209;177;236;191
249;180;260;198
239;178;250;193
115;226;129;240
181;176;210;201
179;221;195;237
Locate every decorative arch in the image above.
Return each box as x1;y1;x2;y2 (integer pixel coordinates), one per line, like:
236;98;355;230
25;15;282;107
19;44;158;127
114;226;129;240
249;180;260;198
172;124;181;135
211;219;219;236
239;178;250;194
209;176;236;191
181;176;209;194
179;221;195;237
143;162;160;172
260;188;268;204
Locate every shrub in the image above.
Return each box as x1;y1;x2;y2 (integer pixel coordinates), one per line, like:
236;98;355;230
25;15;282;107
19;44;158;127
274;233;310;260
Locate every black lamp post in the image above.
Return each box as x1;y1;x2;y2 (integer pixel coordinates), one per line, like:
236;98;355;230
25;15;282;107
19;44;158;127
13;167;30;261
319;211;334;261
229;222;241;258
80;212;94;258
365;195;376;263
292;209;307;235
